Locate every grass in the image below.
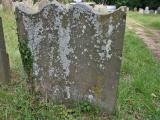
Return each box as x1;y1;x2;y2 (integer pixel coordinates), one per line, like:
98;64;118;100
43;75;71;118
0;11;160;119
128;11;160;30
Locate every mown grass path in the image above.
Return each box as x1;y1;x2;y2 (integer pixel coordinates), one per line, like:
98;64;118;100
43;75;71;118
127;16;160;60
127;17;160;59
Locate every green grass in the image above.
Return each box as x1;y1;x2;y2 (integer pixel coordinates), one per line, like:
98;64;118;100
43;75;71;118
116;30;160;120
0;11;160;119
128;11;160;30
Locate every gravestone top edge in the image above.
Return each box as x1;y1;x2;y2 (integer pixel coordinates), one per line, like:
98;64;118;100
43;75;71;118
15;2;126;16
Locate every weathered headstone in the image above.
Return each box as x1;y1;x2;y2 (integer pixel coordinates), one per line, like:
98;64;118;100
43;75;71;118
38;0;51;10
2;0;13;11
74;0;82;3
15;2;126;113
144;6;150;14
155;10;157;14
0;4;2;10
134;7;137;12
94;4;108;13
126;7;129;12
157;7;160;14
150;10;154;14
23;0;33;7
0;17;10;84
139;8;144;14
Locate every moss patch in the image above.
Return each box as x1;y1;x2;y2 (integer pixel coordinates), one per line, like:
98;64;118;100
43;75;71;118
19;39;33;76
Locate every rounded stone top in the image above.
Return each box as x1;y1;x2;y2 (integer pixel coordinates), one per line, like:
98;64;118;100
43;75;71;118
15;1;126;16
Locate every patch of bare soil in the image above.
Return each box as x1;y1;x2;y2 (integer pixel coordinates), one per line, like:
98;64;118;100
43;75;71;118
127;17;160;60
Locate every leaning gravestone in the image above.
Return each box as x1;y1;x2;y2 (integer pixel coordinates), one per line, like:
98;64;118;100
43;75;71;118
15;2;126;113
0;17;10;84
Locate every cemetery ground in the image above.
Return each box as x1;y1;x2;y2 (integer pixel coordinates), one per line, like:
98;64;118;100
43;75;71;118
128;12;160;30
0;11;160;120
127;12;160;59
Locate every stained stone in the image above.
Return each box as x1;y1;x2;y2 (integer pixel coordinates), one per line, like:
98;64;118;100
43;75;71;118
0;17;10;84
15;2;126;113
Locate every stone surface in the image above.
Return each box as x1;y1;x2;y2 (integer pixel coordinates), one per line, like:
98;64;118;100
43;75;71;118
0;4;2;10
139;8;144;14
157;7;160;14
23;0;33;7
2;0;13;11
15;2;126;113
38;0;51;10
150;10;154;14
0;17;10;84
144;6;150;14
126;7;129;12
134;7;137;11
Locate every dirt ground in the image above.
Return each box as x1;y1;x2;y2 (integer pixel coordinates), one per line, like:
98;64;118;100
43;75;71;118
127;17;160;60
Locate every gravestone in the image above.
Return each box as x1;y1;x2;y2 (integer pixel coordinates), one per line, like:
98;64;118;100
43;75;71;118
15;2;126;113
155;10;157;14
144;6;150;14
157;7;160;14
139;8;144;14
0;17;10;84
126;7;129;12
38;0;51;10
23;0;33;7
74;0;82;3
0;4;2;10
150;10;154;14
134;7;137;12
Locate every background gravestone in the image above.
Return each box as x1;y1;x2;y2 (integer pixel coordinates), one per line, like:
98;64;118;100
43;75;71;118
144;6;150;14
134;7;137;11
150;10;154;14
139;8;144;14
16;2;126;113
0;17;10;84
157;7;160;14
